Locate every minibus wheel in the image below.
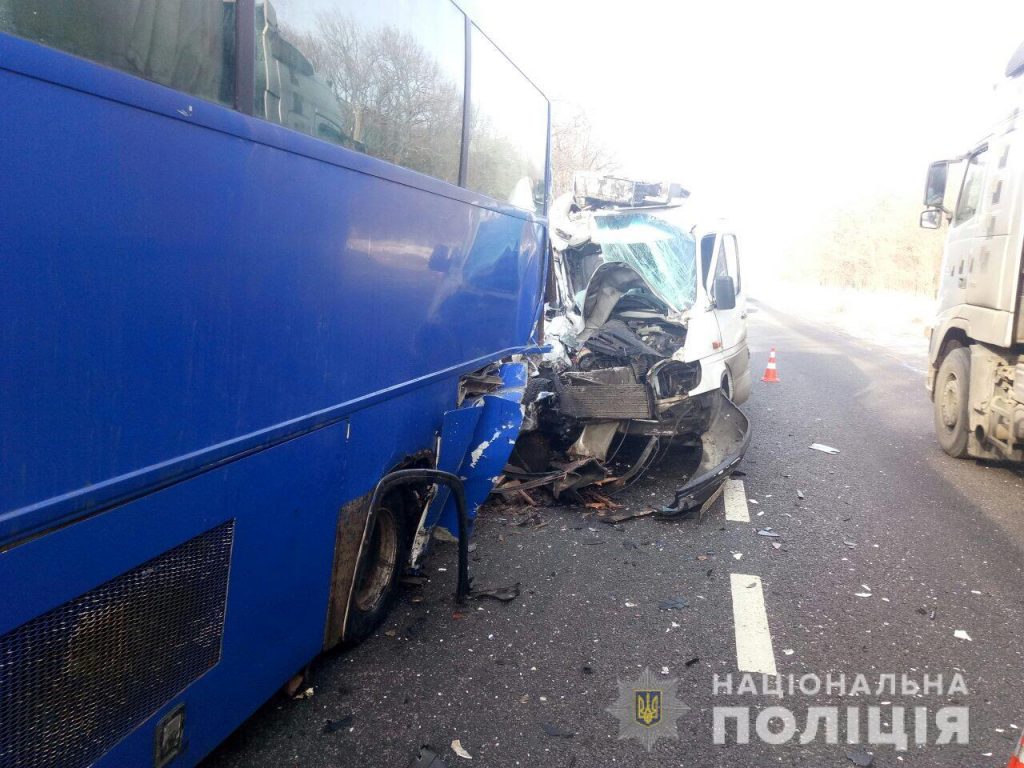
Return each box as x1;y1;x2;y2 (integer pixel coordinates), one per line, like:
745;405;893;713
721;369;734;401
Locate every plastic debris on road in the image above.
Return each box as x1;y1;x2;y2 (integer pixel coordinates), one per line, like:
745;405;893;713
451;739;472;759
658;596;689;610
954;629;973;641
810;443;841;455
602;507;655;524
469;583;521;602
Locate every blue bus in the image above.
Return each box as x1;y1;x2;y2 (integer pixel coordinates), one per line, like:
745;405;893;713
0;2;549;766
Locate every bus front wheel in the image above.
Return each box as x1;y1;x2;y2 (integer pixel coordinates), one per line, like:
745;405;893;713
345;491;412;643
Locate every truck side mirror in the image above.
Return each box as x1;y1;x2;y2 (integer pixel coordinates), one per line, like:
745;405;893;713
714;275;736;310
919;208;942;229
924;161;948;208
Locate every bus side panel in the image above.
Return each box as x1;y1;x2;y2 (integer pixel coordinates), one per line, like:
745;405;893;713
0;377;457;768
0;58;545;539
0;42;548;768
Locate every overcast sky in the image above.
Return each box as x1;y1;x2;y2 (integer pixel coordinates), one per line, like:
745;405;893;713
458;0;1024;277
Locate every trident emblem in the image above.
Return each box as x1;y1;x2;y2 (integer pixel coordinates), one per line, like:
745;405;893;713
635;690;662;726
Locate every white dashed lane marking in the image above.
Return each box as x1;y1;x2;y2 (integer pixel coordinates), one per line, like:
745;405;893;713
723;480;780;673
723;479;750;522
729;573;778;676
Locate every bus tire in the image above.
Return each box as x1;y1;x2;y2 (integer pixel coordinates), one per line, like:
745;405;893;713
934;346;971;458
344;490;413;644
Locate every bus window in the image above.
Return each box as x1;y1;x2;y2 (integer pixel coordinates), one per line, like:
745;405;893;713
466;25;548;214
0;0;236;106
257;0;465;185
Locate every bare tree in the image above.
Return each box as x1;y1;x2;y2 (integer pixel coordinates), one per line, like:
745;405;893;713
280;14;463;182
785;194;945;295
550;103;619;197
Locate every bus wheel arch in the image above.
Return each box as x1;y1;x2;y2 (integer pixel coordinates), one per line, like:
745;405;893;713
350;494;405;613
323;454;434;649
342;487;414;644
343;457;432;644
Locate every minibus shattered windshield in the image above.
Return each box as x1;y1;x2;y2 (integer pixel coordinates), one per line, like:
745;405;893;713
590;210;697;313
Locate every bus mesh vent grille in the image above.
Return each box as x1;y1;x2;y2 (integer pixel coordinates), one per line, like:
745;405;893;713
0;520;234;768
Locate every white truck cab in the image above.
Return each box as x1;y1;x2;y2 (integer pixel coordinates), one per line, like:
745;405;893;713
921;41;1024;460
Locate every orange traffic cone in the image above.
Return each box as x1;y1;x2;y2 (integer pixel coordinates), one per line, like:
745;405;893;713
1008;732;1024;768
761;348;780;383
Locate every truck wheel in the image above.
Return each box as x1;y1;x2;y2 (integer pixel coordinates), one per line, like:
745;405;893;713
934;347;971;458
344;491;412;644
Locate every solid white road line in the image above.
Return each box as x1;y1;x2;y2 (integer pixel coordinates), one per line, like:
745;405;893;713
723;479;750;522
730;573;778;676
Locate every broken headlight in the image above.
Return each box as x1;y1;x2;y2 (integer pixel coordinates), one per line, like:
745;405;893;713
648;359;701;399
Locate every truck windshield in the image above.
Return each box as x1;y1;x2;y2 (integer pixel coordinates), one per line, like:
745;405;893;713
590;209;697;313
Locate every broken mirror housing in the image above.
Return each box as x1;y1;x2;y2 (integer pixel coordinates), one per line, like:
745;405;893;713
573;172;689;209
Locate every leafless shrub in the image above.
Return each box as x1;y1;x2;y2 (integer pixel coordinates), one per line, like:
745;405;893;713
785;194;945;296
550;103;619;197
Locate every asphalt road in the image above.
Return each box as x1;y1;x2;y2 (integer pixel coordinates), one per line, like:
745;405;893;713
204;303;1024;768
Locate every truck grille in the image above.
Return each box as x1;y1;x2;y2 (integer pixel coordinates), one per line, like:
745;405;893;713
0;521;234;768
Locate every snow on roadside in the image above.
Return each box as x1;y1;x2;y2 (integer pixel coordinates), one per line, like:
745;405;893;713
750;280;933;368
